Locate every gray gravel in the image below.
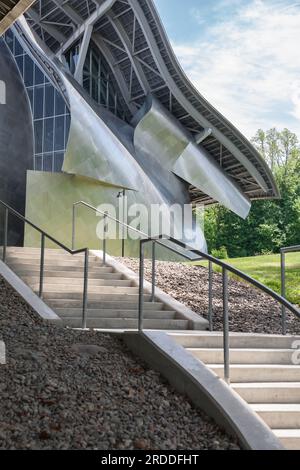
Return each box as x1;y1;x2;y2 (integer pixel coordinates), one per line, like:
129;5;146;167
0;276;239;450
116;258;300;336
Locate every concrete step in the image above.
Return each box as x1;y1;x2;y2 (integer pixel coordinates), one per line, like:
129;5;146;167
250;404;300;429
6;247;67;254
170;332;300;350
5;251;96;261
63;317;189;330
48;299;163;310
27;278;133;287
188;348;295;365
273;429;300;450
232;382;300;404
209;364;300;383
41;291;145;301
7;259;112;270
18;270;123;280
6;257;99;267
36;285;139;294
55;308;176;319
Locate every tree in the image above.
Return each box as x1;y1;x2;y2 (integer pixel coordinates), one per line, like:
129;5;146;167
278;128;298;170
205;127;300;257
251;128;299;171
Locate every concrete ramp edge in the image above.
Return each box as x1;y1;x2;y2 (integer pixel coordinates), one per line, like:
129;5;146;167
0;260;61;323
124;330;284;450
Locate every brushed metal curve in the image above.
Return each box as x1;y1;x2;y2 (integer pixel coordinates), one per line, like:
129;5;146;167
134;94;251;219
174;143;251;219
133;94;190;170
62;77;142;191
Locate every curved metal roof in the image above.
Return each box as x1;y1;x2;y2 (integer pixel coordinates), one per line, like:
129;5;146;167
0;0;33;34
22;0;279;204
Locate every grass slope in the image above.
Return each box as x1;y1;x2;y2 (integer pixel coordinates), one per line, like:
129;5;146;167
195;252;300;305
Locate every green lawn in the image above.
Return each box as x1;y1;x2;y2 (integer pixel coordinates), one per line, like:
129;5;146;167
194;252;300;305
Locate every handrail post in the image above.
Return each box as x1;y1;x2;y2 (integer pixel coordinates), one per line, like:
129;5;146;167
281;250;287;336
72;203;76;251
39;233;45;298
121;189;126;257
222;268;230;385
103;212;108;266
2;207;8;263
208;260;213;331
151;241;156;303
138;242;145;332
82;249;89;329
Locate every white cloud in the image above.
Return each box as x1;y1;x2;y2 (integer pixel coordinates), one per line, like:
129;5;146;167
172;0;300;139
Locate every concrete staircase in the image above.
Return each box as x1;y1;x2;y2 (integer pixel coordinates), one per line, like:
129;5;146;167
5;247;203;330
170;332;300;450
6;246;300;449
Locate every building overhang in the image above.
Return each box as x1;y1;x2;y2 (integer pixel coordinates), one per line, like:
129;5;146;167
0;0;34;34
18;0;279;206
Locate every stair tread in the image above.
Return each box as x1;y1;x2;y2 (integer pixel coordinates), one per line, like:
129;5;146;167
232;382;300;388
170;332;300;339
55;308;173;312
3;247;202;332
273;429;300;437
251;404;300;411
188;347;295;351
208;364;300;368
66;317;186;322
63;318;188;330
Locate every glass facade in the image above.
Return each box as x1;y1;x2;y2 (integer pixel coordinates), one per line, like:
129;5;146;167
67;44;124;119
3;31;125;175
4;29;70;173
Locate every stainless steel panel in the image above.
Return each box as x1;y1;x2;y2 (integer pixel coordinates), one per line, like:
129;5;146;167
174;143;251;219
62;78;143;191
134;94;251;219
134;95;190;170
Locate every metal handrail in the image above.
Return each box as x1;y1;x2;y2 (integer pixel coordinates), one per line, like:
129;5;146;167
72;201;149;261
138;235;300;384
72;200;159;299
0;200;89;329
281;245;300;335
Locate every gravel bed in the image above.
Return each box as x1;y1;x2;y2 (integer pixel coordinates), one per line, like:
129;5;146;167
116;258;300;336
0;276;239;450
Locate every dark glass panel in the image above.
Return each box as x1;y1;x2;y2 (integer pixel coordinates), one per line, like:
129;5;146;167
24;55;34;87
34;120;43;154
54;116;64;151
44;118;54;152
65;115;71;147
35;155;42;171
34;64;44;85
54;89;65;116
34;87;44;119
43;153;53;172
45;85;54;117
54;152;64;172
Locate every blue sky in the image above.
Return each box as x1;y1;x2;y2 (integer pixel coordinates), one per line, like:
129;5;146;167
154;0;300;139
